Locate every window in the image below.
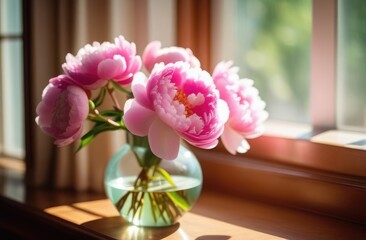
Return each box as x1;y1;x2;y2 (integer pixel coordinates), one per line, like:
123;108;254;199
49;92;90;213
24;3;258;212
212;0;312;124
0;0;24;159
213;0;366;134
188;0;366;223
337;0;366;132
209;0;366;176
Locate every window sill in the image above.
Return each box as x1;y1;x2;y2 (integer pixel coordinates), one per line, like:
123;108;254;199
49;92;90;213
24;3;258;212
190;126;366;224
264;120;366;151
221;120;366;180
0;167;365;239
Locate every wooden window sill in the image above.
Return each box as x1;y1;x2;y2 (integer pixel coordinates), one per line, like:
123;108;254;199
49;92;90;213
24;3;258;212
191;137;366;224
0;168;365;239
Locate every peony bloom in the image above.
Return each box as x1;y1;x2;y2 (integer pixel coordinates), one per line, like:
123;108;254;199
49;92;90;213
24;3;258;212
35;75;89;147
62;35;142;90
123;62;229;160
142;41;200;73
212;61;268;154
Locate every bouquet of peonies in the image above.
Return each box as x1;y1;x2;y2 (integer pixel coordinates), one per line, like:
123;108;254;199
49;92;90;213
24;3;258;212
36;35;268;225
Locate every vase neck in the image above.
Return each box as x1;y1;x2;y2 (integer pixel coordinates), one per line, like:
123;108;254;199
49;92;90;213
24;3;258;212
126;132;149;148
126;132;161;168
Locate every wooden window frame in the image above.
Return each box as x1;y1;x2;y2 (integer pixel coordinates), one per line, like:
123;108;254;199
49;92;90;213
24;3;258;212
23;0;33;183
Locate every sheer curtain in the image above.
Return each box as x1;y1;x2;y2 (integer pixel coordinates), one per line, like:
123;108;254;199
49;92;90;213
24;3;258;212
27;0;176;192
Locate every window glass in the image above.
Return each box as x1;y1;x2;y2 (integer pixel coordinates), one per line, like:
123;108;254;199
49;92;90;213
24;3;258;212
0;40;24;157
0;0;22;34
212;0;312;123
337;0;366;132
0;0;24;157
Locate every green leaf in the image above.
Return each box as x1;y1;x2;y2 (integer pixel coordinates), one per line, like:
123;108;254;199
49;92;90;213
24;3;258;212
143;150;160;168
166;192;190;211
92;87;107;107
130;137;160;167
157;168;176;187
99;110;123;118
131;146;148;166
77;133;95;151
77;123;121;151
156;167;190;211
110;80;133;96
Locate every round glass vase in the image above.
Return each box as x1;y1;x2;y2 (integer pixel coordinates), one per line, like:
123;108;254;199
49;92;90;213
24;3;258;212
104;136;203;227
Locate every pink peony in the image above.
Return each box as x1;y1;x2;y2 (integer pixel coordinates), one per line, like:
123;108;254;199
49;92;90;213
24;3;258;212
142;41;200;73
62;35;142;90
123;62;229;160
212;61;268;154
35;75;89;147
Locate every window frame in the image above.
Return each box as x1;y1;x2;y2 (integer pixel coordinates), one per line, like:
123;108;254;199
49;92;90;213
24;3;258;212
311;0;337;130
23;0;32;179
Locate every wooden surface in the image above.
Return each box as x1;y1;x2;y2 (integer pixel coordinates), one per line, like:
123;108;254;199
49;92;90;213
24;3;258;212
77;192;366;239
1;165;366;239
192;146;366;224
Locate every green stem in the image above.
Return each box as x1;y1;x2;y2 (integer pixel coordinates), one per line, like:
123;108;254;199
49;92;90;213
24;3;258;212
106;81;123;112
113;142;192;225
88;109;121;127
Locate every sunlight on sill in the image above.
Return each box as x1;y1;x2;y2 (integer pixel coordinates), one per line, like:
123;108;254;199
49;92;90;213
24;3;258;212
264;120;312;139
311;130;366;150
263;120;366;150
44;199;119;225
0;157;25;173
44;199;286;239
45;205;103;225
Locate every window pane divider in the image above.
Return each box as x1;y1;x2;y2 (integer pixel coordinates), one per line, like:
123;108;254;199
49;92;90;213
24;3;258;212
311;0;337;130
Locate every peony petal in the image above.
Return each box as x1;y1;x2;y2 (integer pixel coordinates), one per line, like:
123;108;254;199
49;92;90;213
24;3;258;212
148;118;180;160
35;81;89;146
55;127;83;147
142;41;161;72
154;48;189;66
62;36;141;89
98;57;127;80
237;139;250;153
131;72;153;109
142;41;200;73
67;86;90;125
187;138;218;149
123;99;156;136
212;61;267;154
221;125;249;155
66;71;108;90
217;98;230;124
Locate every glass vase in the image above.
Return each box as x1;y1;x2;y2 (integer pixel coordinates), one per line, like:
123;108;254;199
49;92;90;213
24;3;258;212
104;135;203;227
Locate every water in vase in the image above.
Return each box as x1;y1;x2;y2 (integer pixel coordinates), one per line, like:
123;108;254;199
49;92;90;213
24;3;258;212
106;175;202;227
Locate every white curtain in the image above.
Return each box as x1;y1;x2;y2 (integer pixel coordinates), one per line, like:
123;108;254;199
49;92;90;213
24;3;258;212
29;0;176;192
